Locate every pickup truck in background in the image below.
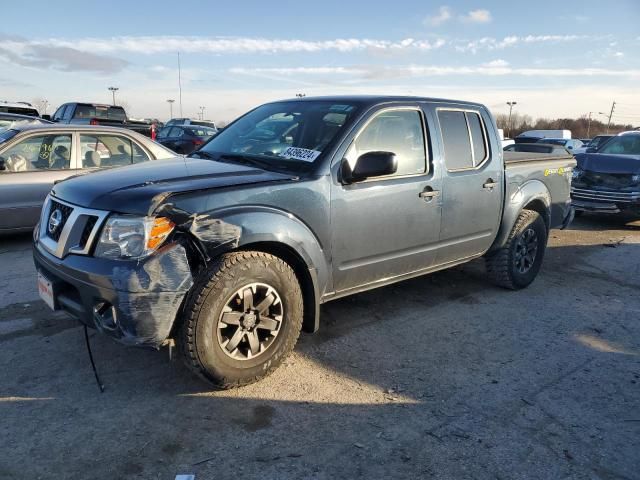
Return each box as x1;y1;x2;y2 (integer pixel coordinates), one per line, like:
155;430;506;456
33;96;575;388
50;102;154;137
571;131;640;215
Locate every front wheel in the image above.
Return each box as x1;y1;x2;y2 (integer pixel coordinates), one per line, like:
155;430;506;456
178;251;303;388
485;209;547;290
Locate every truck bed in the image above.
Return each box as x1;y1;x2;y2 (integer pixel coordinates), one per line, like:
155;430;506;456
504;151;576;229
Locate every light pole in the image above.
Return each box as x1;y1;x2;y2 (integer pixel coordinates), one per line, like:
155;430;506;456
506;101;517;138
198;106;205;120
295;93;306;98
587;111;607;138
167;99;175;119
108;87;119;106
40;99;49;115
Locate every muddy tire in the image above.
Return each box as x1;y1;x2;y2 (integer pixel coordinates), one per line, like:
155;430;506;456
485;209;547;290
178;251;303;389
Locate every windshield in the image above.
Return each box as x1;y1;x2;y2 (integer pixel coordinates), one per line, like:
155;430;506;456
0;129;18;145
537;139;566;146
186;127;216;137
598;135;640;155
194;101;360;169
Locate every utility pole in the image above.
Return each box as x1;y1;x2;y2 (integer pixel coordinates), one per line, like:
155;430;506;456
587;111;607;138
506;101;517;138
177;52;183;117
199;106;205;120
40;99;49;114
606;101;616;133
167;99;175;119
108;86;119;105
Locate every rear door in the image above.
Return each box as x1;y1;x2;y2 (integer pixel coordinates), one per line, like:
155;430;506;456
0;131;76;230
430;105;504;265
330;104;443;292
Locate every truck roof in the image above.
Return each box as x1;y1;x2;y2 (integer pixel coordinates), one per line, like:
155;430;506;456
271;95;486;108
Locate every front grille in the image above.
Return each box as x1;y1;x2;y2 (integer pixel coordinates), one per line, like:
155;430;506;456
47;200;74;241
571;187;640;203
38;196;110;259
580;171;636;190
79;216;99;249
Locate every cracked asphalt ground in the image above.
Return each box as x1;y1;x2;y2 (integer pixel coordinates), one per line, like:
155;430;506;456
1;214;639;480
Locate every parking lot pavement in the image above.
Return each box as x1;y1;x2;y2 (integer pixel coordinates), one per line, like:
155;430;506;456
1;214;639;480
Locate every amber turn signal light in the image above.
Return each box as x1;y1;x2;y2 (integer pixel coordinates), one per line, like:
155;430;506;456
147;217;175;249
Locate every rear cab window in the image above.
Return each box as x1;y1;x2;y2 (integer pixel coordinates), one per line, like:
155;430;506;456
73;104;126;122
438;109;488;171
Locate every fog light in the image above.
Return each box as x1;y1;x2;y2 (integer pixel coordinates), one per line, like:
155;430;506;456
93;301;117;331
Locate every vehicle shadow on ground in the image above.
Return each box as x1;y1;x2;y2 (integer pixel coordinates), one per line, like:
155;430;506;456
1;242;639;479
568;212;640;232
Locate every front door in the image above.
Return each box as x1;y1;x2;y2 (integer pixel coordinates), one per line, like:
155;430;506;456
0;132;75;230
330;106;442;293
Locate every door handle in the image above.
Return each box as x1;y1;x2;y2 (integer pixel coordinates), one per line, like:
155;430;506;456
483;179;498;190
419;188;440;201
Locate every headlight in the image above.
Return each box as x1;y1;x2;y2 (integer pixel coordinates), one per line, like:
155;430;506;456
94;215;175;260
572;168;583;180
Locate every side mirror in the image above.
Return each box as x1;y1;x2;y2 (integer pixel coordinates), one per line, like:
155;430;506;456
41;114;51;121
586;147;596;153
342;151;397;184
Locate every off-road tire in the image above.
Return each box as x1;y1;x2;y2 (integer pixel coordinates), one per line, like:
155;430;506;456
485;209;547;290
178;251;303;389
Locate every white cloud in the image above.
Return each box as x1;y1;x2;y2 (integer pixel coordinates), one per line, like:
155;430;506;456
456;34;584;53
27;36;446;55
482;59;509;68
460;9;492;24
230;64;640;80
613;52;624;57
424;6;452;26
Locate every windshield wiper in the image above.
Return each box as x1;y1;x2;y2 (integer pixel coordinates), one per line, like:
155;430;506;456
188;150;215;160
190;151;296;172
218;153;277;170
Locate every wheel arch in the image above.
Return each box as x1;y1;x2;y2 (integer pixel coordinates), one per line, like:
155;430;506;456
489;179;551;252
171;206;327;334
238;241;320;333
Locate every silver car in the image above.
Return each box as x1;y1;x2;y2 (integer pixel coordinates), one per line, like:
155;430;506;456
0;124;176;233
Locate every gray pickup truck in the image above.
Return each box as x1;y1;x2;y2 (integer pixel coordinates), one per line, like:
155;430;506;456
33;96;575;388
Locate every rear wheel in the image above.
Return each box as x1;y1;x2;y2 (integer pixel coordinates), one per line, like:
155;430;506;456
485;209;547;290
178;251;303;388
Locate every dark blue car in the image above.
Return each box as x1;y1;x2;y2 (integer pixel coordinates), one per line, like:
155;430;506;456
156;125;217;154
571;132;640;215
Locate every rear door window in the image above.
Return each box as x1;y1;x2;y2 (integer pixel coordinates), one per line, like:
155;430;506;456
80;134;149;167
438;109;488;170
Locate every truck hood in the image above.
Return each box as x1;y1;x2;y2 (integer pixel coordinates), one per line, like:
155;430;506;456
575;153;640;174
52;156;297;214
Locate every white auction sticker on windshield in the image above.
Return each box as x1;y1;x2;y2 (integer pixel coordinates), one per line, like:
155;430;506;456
280;147;321;162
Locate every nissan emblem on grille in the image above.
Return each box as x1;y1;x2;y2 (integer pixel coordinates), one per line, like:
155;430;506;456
48;209;63;235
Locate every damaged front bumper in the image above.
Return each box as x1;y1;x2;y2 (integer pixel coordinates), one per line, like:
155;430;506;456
33;240;194;348
571;187;640;214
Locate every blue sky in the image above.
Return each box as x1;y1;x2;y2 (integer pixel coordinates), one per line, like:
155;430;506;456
2;0;639;125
